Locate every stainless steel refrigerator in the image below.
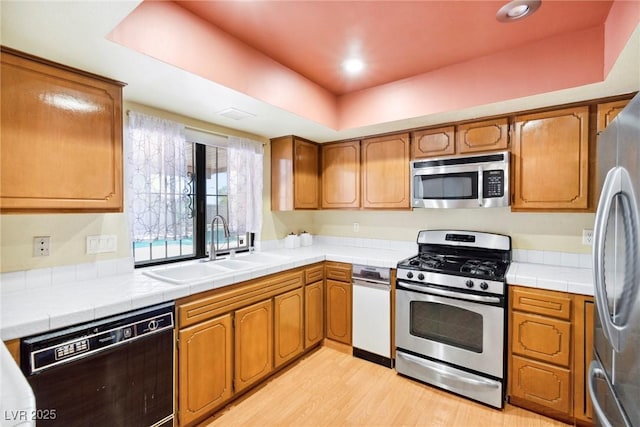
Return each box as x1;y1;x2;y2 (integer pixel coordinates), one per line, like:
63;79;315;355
591;93;640;427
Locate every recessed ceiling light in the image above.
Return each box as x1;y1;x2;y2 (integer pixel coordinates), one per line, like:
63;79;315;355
496;0;541;22
342;58;365;75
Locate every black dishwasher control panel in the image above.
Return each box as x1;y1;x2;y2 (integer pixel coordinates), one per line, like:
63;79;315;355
22;302;174;374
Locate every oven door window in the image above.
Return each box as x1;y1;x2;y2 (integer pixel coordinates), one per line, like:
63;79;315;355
414;172;478;200
410;300;483;353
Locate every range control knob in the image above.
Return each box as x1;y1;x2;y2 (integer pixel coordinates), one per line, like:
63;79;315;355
465;280;474;288
417;273;425;281
480;282;489;290
406;272;414;279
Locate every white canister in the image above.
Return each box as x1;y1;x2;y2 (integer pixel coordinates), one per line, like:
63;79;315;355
300;232;313;247
284;233;300;249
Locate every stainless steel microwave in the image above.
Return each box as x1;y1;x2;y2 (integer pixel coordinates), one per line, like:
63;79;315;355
411;151;510;208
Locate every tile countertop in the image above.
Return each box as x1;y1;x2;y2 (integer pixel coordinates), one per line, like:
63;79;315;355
507;262;594;296
1;245;594;342
0;245;414;341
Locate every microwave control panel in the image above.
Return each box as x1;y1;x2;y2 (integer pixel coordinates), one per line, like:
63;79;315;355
483;170;505;198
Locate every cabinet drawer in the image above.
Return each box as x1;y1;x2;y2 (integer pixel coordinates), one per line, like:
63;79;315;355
305;264;324;284
512;311;572;367
511;286;572;320
511;355;572;416
325;262;351;282
178;270;303;327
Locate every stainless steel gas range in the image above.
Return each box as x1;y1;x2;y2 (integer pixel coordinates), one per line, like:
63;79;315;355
395;230;511;409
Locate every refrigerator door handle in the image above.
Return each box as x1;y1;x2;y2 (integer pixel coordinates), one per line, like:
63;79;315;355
588;360;632;427
593;166;640;351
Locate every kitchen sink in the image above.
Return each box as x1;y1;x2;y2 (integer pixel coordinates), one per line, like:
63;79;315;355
143;252;290;284
233;252;288;264
209;259;260;270
143;262;233;285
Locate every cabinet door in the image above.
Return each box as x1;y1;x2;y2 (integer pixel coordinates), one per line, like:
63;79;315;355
411;126;455;159
321;141;360;208
361;133;410;209
457;118;509;154
293;138;319;209
511;355;572;416
325;279;352;344
1;48;124;213
512;311;572;367
305;281;324;348
274;288;304;368
234;299;273;392
574;295;595;424
597;100;628;133
178;314;233;427
512;106;590;210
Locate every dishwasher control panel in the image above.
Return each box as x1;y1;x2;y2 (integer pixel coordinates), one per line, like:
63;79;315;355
22;302;174;374
352;264;391;283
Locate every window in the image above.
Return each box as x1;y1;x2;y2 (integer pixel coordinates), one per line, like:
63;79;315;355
127;112;261;266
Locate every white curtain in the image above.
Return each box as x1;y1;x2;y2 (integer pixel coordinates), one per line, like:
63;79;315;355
227;136;263;235
126;111;190;242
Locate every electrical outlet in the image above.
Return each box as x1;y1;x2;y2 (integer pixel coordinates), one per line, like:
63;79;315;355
353;222;359;232
33;236;50;257
582;229;594;246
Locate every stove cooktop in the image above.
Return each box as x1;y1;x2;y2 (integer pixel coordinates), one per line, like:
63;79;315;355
399;253;509;281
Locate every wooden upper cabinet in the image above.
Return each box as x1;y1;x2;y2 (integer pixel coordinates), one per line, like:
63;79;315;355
411;126;455;159
321;141;360;208
456;118;509;154
597;99;629;133
361;133;410;209
271;136;319;211
0;47;125;213
511;106;590;211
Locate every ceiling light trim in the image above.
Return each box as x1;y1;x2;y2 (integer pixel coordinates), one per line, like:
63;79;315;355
496;0;541;23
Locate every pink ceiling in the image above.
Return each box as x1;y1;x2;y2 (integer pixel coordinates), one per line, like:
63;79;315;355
108;0;639;133
175;0;613;96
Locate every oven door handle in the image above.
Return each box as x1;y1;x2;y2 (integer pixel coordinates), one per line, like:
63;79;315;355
397;280;502;304
397;351;500;389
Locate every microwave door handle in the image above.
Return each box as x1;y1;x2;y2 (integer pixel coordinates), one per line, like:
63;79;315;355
478;166;483;207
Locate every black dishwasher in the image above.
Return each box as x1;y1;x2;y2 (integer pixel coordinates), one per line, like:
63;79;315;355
21;302;174;427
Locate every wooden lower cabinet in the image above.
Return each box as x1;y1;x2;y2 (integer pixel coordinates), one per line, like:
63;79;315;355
274;288;304;367
178;314;233;427
511;355;572;416
574;295;595;425
234;299;274;392
305;280;324;348
325;279;352;344
176;265;326;425
509;286;595;425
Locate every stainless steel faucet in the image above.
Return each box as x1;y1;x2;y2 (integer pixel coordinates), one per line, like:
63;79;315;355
209;215;230;261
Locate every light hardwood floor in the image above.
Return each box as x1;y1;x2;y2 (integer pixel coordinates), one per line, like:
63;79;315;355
201;345;569;427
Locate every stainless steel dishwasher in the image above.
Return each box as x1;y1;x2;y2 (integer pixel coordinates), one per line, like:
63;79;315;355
352;264;392;368
21;302;175;427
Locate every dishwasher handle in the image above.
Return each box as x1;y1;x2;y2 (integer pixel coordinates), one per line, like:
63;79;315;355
353;277;391;291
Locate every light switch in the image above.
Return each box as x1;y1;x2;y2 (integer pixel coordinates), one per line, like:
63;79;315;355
86;235;118;254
